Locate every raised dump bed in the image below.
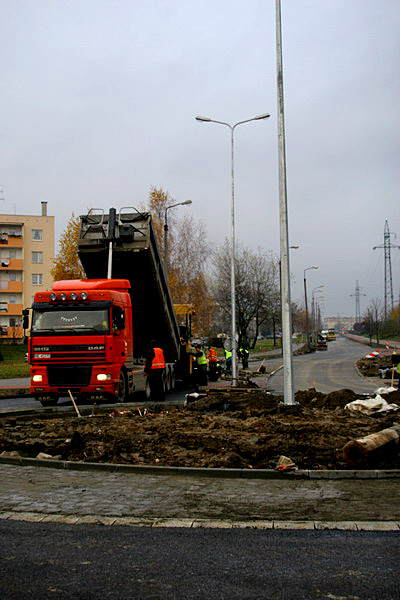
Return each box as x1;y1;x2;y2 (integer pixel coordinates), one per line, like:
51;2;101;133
78;208;180;362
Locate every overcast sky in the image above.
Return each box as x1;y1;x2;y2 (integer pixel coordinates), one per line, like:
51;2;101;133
0;0;399;319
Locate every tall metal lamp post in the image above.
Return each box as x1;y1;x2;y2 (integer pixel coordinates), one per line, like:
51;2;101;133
163;200;192;277
311;285;324;343
303;266;318;348
196;113;270;385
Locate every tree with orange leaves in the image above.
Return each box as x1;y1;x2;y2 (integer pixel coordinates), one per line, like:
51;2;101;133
51;214;85;282
145;187;212;336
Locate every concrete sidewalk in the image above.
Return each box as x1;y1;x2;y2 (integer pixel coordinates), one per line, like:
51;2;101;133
1;462;399;530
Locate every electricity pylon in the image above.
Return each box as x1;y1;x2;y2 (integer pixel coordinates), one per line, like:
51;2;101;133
373;221;399;318
350;280;366;324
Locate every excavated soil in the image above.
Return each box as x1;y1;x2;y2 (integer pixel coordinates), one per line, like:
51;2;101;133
357;355;394;377
1;388;400;470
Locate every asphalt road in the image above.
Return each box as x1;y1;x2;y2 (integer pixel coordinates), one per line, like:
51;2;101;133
0;337;388;413
1;520;399;600
267;337;385;395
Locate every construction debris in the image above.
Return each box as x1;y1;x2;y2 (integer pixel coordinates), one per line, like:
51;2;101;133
345;396;400;416
275;455;298;472
1;388;400;469
343;424;400;467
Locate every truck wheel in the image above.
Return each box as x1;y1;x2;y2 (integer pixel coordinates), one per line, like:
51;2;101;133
39;398;59;407
169;368;176;391
117;371;127;403
165;368;171;392
144;379;151;400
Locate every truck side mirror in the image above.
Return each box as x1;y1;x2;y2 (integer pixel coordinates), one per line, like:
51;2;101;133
22;308;30;330
112;306;125;330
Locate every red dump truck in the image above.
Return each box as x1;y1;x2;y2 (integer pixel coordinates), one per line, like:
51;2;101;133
26;208;192;406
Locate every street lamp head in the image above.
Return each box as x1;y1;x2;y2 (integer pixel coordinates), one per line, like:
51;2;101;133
254;113;271;120
304;265;319;276
196;116;211;122
290;245;299;249
181;200;192;206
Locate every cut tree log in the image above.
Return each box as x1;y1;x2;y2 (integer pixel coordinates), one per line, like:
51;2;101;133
343;424;400;466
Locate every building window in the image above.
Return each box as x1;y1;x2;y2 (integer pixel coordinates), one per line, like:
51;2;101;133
32;229;43;241
9;295;16;304
32;274;43;285
32;251;43;264
9;318;16;327
9;249;17;259
8;272;17;282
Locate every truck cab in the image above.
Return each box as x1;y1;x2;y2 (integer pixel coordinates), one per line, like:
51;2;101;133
29;279;134;406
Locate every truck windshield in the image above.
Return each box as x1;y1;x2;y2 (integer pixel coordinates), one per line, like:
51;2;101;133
31;308;109;334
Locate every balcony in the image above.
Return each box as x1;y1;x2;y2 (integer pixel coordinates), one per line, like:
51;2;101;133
0;303;23;316
0;258;23;270
0;233;23;247
0;281;23;292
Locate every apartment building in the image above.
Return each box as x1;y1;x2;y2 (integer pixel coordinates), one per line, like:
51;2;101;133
323;316;355;331
0;202;54;340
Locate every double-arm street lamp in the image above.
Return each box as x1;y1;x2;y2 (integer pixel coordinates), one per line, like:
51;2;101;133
303;266;318;348
163;200;192;277
196;113;270;385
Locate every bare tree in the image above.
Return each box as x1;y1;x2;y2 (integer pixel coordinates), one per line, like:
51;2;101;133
168;215;212;335
364;298;383;345
144;188;212;336
211;241;279;348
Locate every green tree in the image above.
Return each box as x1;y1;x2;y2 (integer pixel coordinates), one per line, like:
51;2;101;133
51;214;85;281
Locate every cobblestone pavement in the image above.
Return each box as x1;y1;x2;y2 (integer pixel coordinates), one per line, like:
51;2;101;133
1;464;400;530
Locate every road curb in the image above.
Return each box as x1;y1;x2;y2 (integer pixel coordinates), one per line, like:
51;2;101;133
0;511;399;530
1;456;400;479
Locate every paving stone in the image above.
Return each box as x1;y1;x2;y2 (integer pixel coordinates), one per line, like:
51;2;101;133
314;521;357;530
2;464;400;525
355;521;400;531
112;517;155;527
152;519;194;528
192;519;233;528
273;521;315;530
231;521;274;529
41;514;80;524
76;515;117;526
7;512;45;522
0;511;15;520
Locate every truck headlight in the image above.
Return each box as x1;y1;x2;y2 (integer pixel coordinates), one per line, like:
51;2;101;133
32;374;43;382
97;374;111;381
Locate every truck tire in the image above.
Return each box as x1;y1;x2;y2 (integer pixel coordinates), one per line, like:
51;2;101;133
39;398;59;407
165;368;171;392
169;367;176;391
117;371;127;403
144;379;151;400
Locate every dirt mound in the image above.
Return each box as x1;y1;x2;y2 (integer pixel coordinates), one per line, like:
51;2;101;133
357;355;392;377
1;387;400;470
384;388;400;405
295;388;363;409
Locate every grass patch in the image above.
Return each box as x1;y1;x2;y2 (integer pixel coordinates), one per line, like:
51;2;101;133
253;338;282;352
0;344;30;379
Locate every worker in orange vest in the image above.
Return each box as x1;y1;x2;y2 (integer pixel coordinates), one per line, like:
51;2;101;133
144;340;166;401
207;347;218;364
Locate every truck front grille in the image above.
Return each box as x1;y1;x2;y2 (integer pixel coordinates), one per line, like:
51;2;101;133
32;344;106;363
47;366;92;387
